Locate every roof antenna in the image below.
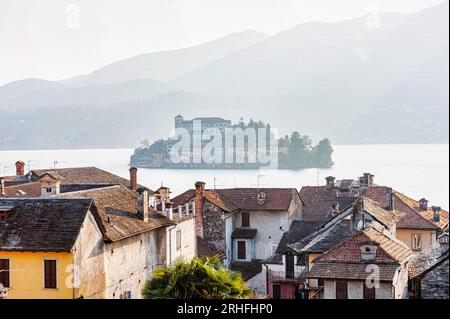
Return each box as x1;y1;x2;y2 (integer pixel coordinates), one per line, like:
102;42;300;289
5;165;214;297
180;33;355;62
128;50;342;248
317;170;320;186
214;177;216;190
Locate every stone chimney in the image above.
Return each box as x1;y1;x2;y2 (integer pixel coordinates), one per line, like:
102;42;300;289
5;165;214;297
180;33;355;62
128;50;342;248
419;198;428;211
0;178;5;197
360;173;374;188
385;187;394;211
129;167;138;190
432;206;441;223
137;188;149;222
15;161;25;176
195;181;205;238
325;176;336;189
330;202;340;217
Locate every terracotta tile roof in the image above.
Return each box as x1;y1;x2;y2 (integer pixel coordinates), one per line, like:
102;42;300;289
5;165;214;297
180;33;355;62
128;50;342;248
364;186;439;230
57;185;173;242
0;198;92;252
172;188;298;212
362;197;405;229
31;167;151;193
307;262;401;281
299;186;358;221
2;182;42;197
308;227;412;281
408;243;449;278
394;192;449;229
393;194;439;230
171;189;196;207
231;228;257;239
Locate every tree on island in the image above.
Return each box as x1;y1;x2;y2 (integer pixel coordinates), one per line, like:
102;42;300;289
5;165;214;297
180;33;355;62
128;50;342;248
311;138;334;168
142;256;252;299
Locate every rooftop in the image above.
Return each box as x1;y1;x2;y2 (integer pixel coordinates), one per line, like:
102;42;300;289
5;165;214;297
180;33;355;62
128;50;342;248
0;198;92;252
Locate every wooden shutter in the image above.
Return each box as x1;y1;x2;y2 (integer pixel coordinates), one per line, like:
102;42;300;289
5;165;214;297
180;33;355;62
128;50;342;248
241;212;250;227
363;284;376;299
272;284;281;299
0;259;10;288
44;260;57;289
335;281;348;299
237;241;246;259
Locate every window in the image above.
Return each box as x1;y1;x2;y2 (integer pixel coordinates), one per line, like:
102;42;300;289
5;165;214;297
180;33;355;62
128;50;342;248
176;230;182;251
272;284;281;299
363;284;376;299
285;254;295;279
318;278;324;287
0;259;10;288
412;233;422;251
335;281;348;299
44;259;57;289
237;241;246;260
241;212;250;227
46;187;52;193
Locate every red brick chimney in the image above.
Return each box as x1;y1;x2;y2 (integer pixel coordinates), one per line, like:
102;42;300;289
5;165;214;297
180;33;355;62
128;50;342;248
15;161;25;176
129;167;138;190
195;181;205;238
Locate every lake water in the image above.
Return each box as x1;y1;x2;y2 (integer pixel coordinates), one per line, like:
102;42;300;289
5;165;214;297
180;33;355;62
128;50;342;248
0;144;448;209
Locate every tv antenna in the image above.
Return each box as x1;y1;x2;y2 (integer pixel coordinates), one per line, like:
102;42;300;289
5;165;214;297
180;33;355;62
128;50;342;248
53;160;68;169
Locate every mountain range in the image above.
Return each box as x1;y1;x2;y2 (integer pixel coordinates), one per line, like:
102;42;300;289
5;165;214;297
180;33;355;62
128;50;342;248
0;1;448;150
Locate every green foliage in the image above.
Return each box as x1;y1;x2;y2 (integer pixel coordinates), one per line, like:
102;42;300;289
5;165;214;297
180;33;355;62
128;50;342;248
142;256;253;299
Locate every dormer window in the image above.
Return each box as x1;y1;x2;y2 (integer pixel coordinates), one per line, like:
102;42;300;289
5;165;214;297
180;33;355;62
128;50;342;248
257;192;266;205
360;244;378;262
46;188;53;193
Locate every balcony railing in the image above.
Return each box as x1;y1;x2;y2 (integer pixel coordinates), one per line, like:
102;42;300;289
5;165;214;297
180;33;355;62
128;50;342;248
267;269;308;283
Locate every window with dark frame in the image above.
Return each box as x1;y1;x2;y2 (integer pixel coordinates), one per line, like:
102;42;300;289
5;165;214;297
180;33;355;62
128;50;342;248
0;259;10;288
44;259;57;289
46;187;52;193
237;241;246;260
241;212;250;227
176;230;181;251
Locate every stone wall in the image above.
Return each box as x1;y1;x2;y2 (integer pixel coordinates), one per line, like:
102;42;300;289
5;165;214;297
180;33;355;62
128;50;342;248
203;201;226;253
421;259;449;299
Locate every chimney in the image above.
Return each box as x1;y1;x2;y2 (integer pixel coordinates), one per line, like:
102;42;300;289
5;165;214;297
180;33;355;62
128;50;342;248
129;167;138;190
385;187;394;211
331;202;340;217
15;161;25;176
325;176;335;189
419;198;428;211
0;178;5;197
137;189;149;222
195;181;205;238
432;206;441;223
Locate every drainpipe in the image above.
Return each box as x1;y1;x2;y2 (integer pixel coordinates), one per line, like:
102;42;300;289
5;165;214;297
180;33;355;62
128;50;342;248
166;225;176;265
263;263;269;296
224;213;233;266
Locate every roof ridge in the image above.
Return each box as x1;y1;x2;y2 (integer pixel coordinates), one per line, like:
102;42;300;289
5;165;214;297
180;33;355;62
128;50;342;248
394;192;439;229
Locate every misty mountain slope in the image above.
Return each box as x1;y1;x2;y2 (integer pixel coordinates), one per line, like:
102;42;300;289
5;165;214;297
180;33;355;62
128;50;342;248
64;30;268;87
0;79;170;109
0;78;65;101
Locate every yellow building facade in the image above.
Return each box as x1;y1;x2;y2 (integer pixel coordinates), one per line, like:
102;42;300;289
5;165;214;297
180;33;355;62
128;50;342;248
0;251;74;299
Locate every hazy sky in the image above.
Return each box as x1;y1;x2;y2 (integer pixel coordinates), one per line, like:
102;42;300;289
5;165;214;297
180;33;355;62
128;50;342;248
0;0;444;85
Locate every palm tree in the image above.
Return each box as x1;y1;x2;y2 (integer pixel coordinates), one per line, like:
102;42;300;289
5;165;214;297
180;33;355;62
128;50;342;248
142;256;252;299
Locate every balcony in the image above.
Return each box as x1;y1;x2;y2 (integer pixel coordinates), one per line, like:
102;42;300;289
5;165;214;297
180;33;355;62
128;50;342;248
267;269;308;283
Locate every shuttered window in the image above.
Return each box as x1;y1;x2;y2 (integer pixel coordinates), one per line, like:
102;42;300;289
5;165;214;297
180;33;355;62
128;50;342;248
241;212;250;227
0;259;10;288
44;259;57;289
335;281;348;299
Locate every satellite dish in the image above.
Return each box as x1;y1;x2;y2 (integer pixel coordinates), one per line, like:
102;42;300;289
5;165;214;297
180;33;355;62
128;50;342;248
356;220;364;230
